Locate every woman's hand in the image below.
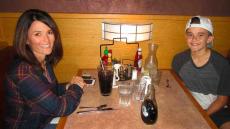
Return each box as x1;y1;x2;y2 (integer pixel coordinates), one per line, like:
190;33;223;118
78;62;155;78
67;76;86;89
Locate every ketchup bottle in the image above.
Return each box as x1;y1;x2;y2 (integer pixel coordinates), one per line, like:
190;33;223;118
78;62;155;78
134;48;142;72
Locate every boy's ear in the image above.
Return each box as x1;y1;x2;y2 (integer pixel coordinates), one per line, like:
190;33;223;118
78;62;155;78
207;35;214;43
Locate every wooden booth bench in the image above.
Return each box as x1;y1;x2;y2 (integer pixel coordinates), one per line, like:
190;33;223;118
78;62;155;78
0;45;15;128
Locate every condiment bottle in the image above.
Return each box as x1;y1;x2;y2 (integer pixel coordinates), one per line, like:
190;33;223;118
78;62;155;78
140;84;158;124
107;49;112;66
134;48;142;73
102;46;109;65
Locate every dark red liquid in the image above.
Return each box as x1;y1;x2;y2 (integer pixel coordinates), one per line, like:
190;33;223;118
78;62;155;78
141;98;158;124
98;70;113;96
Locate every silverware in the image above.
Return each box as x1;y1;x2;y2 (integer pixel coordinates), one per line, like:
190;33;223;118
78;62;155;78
79;104;107;109
77;107;115;114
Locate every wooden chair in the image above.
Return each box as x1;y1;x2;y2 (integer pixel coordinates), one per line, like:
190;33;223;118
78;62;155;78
227;50;230;108
0;46;15;128
227;49;230;64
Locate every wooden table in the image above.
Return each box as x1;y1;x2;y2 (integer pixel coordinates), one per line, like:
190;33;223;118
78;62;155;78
56;69;217;129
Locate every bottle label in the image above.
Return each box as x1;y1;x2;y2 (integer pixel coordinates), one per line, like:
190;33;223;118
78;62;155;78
138;59;142;69
138;51;142;55
140;76;151;95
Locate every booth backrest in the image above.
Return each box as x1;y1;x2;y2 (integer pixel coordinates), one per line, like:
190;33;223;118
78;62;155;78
227;50;230;63
227;50;230;107
0;46;15;128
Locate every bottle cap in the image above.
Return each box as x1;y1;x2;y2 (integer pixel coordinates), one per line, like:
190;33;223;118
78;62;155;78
138;48;142;51
104;46;109;55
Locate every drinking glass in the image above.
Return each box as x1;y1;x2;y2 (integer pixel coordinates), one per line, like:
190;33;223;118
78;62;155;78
118;82;133;107
97;66;114;96
134;82;146;101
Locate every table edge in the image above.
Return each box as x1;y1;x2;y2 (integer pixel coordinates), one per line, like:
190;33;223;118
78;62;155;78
56;70;83;129
170;70;218;129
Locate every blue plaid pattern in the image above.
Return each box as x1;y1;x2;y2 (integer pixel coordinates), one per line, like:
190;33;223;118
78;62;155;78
4;59;83;129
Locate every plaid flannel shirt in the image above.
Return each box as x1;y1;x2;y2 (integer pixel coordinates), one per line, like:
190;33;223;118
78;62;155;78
4;58;83;129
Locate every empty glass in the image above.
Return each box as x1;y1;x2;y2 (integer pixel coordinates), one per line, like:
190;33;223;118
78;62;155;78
118;82;133;107
134;83;146;101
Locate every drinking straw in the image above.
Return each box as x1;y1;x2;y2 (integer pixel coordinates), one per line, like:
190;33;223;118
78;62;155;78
100;58;105;71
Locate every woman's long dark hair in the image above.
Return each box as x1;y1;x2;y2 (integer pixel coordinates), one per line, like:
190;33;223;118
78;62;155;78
13;9;63;68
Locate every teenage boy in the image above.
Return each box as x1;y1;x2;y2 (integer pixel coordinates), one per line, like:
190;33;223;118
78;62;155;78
172;16;230;129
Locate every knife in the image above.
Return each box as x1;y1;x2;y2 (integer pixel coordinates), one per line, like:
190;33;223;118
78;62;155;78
77;107;114;114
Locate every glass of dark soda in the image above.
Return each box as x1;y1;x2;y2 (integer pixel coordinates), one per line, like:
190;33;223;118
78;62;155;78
97;66;113;96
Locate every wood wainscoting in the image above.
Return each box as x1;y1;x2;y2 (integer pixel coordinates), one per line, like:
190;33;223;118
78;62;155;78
0;13;230;82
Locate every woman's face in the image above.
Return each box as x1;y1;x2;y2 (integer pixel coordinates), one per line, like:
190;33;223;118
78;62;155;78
27;21;55;62
185;27;213;53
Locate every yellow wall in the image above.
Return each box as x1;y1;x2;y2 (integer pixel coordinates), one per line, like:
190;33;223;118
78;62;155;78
0;13;230;82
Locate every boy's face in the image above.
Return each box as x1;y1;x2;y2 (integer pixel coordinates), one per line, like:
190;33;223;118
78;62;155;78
185;27;214;53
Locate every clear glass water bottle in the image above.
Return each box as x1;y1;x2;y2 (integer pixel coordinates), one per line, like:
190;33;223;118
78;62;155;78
144;43;158;85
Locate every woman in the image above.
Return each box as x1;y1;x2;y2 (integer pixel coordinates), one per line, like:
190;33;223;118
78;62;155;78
172;16;230;129
4;9;85;129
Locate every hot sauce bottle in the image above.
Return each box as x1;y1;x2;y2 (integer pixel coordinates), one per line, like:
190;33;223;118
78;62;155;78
134;48;142;73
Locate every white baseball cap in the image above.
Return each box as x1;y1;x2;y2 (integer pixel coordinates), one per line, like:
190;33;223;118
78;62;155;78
185;16;213;35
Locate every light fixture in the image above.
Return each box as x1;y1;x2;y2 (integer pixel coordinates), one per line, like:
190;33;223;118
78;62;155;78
100;22;152;57
102;22;152;43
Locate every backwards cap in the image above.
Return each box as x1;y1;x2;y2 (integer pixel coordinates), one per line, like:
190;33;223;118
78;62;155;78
185;16;213;35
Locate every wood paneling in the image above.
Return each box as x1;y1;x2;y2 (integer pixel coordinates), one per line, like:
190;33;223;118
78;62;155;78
0;21;5;42
0;13;230;82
